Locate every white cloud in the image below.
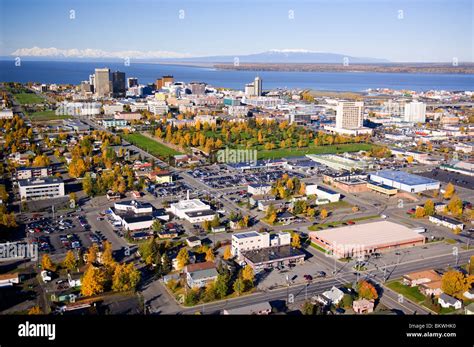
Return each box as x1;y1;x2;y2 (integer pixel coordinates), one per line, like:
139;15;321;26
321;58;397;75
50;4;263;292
11;46;191;59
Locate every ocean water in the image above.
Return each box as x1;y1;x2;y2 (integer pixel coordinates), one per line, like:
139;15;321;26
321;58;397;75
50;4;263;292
1;60;473;92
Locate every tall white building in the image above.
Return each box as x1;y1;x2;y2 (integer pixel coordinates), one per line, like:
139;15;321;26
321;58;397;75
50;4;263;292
245;83;255;96
404;101;426;123
254;76;262;96
336;101;364;129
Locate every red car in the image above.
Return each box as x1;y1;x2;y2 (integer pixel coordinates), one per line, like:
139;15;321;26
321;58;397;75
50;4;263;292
347;220;355;225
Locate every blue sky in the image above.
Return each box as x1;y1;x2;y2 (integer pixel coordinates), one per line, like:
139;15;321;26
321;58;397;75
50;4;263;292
0;0;472;62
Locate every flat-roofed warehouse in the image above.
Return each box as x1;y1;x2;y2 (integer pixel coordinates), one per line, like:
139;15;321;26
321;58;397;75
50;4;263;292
309;221;425;258
369;170;440;193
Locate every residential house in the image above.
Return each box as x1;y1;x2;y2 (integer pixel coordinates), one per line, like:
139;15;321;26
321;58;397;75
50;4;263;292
186;236;201;248
438;293;462;310
353;298;375;314
463;289;474;300
315;286;344;306
184;261;218;288
67;273;82;288
419;280;443;297
465;303;474;315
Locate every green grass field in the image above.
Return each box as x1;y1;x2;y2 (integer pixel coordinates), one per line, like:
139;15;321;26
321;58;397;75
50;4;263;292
386;281;425;303
257;143;373;159
13;92;45;105
122;133;182;159
27;110;69;121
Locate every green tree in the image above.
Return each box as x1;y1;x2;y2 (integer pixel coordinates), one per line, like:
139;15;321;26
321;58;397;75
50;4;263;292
233;277;246;296
215;272;230;298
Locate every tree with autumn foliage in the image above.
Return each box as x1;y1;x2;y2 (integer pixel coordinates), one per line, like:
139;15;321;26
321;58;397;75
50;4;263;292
424;199;435;216
205;248;215;262
357;280;378;300
41;254;56;272
112;263;141;292
415;206;426;218
62;250;77;271
81;265;106;297
176;247;189;270
85;244;99;265
242;265;254;289
291;232;301;248
223;245;232;260
320;208;328;219
28;306;42;315
101;241;116;268
441;270;474;298
444;183;455;199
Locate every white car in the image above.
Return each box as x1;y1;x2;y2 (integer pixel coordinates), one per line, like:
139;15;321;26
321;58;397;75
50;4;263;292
41;270;52;283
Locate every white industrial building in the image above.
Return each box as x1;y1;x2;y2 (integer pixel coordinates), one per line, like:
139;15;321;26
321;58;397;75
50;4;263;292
369;170;440;193
247;184;272;196
305;184;341;204
121;215;154;231
167;198;215;223
114;200;153;214
18;178;65;201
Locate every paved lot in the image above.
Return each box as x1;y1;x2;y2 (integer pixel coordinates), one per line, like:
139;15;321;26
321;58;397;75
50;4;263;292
418;169;474;191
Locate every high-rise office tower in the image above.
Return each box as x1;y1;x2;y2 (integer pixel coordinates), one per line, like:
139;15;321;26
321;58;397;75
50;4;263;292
189;82;207;95
94;68;111;97
127;77;138;89
112;71;126;97
335;101;364;129
254;76;262;96
404;101;426;123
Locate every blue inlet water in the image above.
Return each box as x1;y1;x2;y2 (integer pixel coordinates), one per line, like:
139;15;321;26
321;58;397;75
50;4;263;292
1;60;473;92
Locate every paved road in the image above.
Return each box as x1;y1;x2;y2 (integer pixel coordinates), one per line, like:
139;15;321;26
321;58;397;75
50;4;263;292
157;249;474;315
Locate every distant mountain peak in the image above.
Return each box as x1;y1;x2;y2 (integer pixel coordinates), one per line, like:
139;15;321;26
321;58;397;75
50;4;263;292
267;49;316;54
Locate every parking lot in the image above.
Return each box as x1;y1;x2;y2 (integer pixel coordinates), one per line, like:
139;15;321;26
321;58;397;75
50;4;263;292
418;168;474;190
187;165;308;190
149;180;194;200
24;212;105;258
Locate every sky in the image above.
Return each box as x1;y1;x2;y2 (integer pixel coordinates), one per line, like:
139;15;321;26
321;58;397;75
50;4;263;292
0;0;473;62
